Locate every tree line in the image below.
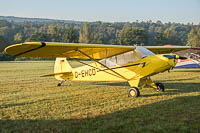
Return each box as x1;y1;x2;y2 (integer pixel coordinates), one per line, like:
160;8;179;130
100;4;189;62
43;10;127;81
0;19;199;60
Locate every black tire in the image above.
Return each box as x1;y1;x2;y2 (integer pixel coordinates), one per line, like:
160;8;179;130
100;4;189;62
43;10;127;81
155;83;165;92
128;87;140;97
57;83;62;86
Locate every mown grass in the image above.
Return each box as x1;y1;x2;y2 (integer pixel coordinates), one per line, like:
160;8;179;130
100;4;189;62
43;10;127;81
0;61;200;133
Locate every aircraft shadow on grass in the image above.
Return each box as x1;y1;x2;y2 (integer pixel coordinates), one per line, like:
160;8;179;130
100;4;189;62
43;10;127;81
0;99;49;109
92;81;200;97
173;69;200;73
0;95;200;132
1;78;200;132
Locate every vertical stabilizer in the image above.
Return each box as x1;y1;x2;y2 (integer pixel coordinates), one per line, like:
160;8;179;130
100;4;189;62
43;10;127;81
54;58;72;80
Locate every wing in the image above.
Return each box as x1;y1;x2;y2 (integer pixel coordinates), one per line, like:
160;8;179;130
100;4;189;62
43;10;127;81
144;46;193;54
5;42;197;59
5;42;135;59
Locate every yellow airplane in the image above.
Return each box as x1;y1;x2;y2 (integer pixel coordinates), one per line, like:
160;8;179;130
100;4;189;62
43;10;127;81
4;42;199;97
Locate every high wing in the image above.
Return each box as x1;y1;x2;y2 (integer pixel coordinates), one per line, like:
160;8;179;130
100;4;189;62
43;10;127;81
145;46;194;54
5;42;195;59
5;42;134;59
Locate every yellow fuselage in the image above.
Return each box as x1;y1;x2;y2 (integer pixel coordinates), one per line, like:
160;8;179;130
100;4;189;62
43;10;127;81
61;54;178;82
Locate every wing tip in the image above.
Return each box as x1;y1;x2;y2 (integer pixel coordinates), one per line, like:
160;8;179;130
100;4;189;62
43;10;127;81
4;43;22;55
192;47;200;50
4;42;46;57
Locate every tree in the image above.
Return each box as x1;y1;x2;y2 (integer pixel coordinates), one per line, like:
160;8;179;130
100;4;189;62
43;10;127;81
154;32;167;45
0;19;11;27
79;24;94;43
0;26;13;43
47;25;62;42
93;33;104;44
0;36;7;52
0;52;15;61
163;28;174;43
186;28;200;47
119;27;148;45
163;27;179;45
14;32;23;43
63;27;77;43
0;17;199;48
26;32;51;42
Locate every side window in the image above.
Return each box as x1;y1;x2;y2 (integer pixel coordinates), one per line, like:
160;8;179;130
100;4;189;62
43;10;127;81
100;59;106;66
100;51;139;68
116;51;139;65
100;57;117;68
106;56;117;67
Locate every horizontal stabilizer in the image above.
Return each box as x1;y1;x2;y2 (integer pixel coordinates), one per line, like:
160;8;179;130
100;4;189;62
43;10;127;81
40;72;72;77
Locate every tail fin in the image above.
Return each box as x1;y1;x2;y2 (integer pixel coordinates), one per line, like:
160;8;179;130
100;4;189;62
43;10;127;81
54;58;72;73
40;58;73;80
54;58;72;80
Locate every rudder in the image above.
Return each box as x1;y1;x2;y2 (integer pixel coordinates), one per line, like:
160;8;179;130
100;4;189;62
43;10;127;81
54;58;72;80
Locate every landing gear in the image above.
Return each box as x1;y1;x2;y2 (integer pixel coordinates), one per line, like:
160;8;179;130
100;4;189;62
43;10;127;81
57;82;62;86
155;82;165;92
128;87;140;97
142;78;165;92
57;80;65;86
127;78;165;97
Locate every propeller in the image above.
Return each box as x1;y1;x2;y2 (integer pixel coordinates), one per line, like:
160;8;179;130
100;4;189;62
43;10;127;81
163;55;187;60
164;55;187;73
178;56;187;59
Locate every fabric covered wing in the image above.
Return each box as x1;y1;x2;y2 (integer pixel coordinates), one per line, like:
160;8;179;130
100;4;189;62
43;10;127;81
5;42;195;59
145;46;192;54
5;42;135;59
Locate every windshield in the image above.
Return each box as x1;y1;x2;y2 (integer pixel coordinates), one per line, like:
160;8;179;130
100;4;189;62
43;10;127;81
135;46;155;58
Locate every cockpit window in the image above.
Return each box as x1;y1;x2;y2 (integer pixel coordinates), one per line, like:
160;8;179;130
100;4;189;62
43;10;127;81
100;51;139;67
135;46;155;59
99;46;154;68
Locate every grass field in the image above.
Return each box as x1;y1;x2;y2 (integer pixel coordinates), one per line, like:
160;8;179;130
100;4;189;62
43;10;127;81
0;61;200;133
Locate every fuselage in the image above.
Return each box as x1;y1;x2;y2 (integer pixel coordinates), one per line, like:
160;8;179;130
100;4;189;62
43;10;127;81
64;54;178;81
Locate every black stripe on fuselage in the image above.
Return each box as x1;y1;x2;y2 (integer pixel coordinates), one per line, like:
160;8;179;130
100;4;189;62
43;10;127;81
14;42;46;57
99;62;146;71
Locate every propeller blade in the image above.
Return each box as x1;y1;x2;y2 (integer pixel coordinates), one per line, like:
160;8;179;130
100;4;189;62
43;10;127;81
178;56;187;59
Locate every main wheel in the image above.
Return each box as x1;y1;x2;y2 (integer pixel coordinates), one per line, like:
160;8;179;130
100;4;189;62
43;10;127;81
155;83;165;92
128;87;140;97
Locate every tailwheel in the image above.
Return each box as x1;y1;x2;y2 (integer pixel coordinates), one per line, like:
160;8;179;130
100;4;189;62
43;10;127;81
57;82;62;86
128;87;140;97
155;82;165;92
57;80;65;86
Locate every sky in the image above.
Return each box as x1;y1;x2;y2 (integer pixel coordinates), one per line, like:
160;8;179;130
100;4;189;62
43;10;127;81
0;0;200;24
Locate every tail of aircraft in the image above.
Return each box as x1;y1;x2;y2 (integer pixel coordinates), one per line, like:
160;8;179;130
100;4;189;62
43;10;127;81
54;58;72;74
40;58;73;81
54;58;73;80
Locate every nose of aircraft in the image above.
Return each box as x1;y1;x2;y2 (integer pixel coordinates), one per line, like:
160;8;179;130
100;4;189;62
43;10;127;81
164;54;187;67
151;54;188;73
163;54;187;60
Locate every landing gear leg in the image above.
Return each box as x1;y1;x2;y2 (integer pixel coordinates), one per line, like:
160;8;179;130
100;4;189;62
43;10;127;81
57;80;65;86
144;77;165;92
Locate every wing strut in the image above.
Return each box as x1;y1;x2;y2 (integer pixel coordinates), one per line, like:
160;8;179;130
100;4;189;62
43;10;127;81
76;49;128;80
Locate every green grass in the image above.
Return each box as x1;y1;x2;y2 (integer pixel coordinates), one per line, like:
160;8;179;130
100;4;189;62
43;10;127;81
0;61;200;133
